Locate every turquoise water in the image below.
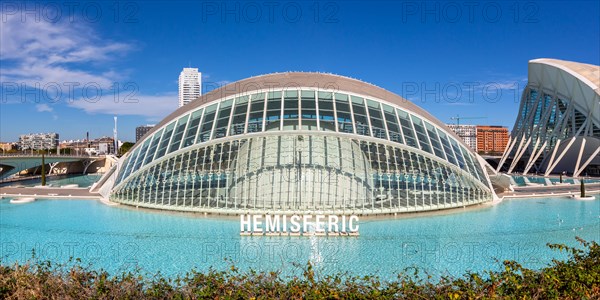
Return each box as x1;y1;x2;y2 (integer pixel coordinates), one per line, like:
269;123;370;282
1;196;598;280
0;174;102;188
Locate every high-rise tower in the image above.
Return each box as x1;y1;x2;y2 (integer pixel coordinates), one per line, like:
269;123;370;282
178;68;202;107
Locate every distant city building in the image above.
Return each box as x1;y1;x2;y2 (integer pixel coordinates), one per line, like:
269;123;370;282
0;142;18;152
446;124;477;150
178;68;202;107
136;125;155;142
476;125;509;154
98;140;113;154
59;136;115;155
19;133;59;150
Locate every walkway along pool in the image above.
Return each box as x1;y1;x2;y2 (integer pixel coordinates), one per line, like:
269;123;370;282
0;195;598;280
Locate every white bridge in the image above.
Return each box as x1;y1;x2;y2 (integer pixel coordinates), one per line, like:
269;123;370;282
0;154;114;181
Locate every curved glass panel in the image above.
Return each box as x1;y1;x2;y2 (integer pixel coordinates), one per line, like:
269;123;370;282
318;91;335;131
113;133;492;213
213;99;232;139
335;93;354;134
182;108;203;148
382;104;402;144
283;90;299;130
410;115;432;154
367;100;387;140
197;104;217;143
396;109;418;148
143;128;164;166
114;86;493;214
351;96;370;136
168;115;189;154
436;129;458;166
247;93;265;133
424;121;445;160
301;90;317;130
265;92;281;131
154;122;176;161
230;96;248;136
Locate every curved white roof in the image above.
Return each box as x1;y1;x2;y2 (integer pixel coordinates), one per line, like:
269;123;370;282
530;58;599;91
144;72;456;140
528;58;599;125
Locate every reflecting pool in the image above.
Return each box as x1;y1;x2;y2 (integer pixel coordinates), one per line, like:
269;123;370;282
1;196;598;280
0;174;102;188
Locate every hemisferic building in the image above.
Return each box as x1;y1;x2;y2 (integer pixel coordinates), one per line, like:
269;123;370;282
100;73;496;215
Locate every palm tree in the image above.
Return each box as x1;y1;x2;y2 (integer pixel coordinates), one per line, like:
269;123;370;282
41;153;46;186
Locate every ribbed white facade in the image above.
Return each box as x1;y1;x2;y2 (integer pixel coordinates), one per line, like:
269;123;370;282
497;59;600;176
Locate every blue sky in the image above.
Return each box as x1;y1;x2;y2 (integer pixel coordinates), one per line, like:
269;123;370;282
1;0;599;142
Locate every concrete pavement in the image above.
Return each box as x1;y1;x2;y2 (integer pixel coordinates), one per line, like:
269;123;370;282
0;186;100;199
500;182;600;199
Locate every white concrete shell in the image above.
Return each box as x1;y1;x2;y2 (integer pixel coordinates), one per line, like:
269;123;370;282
497;59;600;176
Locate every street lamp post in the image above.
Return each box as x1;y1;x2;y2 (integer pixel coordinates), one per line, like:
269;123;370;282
296;135;304;210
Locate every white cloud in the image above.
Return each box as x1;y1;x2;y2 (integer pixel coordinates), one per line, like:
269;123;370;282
486;80;526;90
0;10;131;90
35;103;59;120
216;80;231;86
0;8;167;118
35;104;53;112
1;10;181;119
68;93;179;118
442;102;474;106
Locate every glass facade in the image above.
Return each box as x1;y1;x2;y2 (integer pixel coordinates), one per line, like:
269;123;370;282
111;87;494;214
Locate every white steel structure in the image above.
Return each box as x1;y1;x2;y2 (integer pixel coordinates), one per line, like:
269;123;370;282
100;73;495;215
446;124;477;150
497;59;600;177
178;68;202;107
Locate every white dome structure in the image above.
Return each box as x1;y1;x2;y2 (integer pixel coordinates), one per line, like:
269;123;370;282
99;72;495;215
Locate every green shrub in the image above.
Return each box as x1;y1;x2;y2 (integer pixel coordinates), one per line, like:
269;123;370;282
0;238;598;299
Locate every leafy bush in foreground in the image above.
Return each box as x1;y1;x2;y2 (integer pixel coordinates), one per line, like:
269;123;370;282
0;238;598;299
